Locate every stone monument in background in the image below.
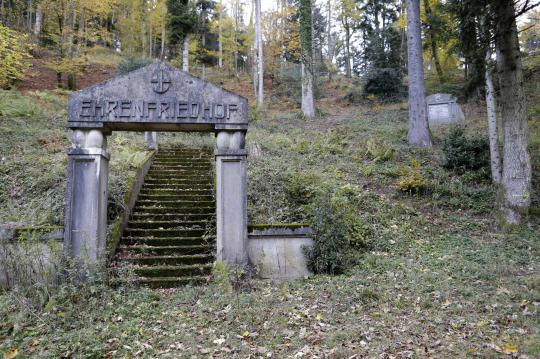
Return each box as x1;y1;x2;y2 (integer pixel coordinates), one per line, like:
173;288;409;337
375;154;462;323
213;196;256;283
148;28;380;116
426;93;465;125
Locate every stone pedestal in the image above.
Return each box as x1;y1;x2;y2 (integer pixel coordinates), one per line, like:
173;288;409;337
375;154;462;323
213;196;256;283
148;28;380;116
64;130;109;264
215;131;248;267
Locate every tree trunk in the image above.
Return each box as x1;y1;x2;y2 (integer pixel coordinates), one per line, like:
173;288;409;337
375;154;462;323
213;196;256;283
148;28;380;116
160;18;165;59
252;0;258;99
300;0;314;118
345;23;351;78
326;0;333;64
218;0;223;68
423;0;443;83
485;51;501;184
255;0;264;106
77;9;85;56
399;0;406;70
33;3;42;44
183;35;190;72
494;0;532;225
67;0;76;90
27;0;33;31
405;0;431;147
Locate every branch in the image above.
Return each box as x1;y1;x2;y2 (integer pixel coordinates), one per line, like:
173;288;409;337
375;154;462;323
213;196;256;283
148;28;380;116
518;23;537;34
515;0;540;18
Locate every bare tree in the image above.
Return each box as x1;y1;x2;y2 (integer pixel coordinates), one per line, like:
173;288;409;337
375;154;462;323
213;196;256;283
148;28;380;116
405;0;432;147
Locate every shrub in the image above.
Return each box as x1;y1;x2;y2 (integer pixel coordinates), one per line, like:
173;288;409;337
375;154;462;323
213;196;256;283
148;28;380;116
304;193;351;274
117;57;154;74
363;67;404;101
344;87;363;104
0;24;33;89
249;103;263;123
396;159;428;194
366;138;396;162
442;126;489;171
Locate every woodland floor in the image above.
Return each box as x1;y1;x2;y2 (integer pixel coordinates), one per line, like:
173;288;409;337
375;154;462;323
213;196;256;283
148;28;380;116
0;55;539;358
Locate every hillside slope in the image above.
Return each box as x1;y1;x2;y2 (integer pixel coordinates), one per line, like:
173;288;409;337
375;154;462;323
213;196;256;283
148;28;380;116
0;57;539;357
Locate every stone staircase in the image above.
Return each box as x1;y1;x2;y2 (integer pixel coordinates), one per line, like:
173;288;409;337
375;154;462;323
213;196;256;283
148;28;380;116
116;146;216;288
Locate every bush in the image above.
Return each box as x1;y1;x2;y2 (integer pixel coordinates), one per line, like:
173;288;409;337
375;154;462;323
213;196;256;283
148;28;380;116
117;57;154;74
344;87;363;104
442;126;490;171
304;193;351;274
396;159;428;194
363;67;404;101
366;138;396;162
0;24;33;89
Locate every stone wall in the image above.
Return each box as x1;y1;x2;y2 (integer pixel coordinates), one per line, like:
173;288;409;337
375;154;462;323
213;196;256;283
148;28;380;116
248;225;314;280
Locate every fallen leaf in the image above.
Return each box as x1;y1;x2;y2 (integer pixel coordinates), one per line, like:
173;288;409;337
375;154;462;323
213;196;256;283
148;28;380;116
4;348;18;359
502;342;518;354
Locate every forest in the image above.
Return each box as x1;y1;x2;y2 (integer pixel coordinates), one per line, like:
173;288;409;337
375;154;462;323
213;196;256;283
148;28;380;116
1;0;540;357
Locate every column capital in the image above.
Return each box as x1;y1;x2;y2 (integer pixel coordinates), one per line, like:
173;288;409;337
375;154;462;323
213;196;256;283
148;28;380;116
215;130;246;156
69;129;110;158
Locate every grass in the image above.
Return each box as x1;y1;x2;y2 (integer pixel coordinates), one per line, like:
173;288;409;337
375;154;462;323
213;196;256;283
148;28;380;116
0;60;539;356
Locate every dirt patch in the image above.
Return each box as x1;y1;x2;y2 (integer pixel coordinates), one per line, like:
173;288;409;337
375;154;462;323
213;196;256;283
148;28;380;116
18;58;116;92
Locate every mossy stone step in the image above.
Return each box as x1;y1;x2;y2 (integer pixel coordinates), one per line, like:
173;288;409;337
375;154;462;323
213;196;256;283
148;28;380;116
141;182;212;188
157;150;212;154
153;159;212;164
150;167;211;172
135;199;214;207
147;171;210;177
119;244;213;255
124;228;207;238
138;192;213;198
123;236;214;246
138;194;215;201
132;264;212;278
132;206;215;214
154;155;211;159
126;220;213;229
143;178;213;183
142;181;213;187
142;180;214;190
139;189;213;196
146;174;210;179
152;162;212;169
145;175;212;181
114;275;210;289
157;147;214;155
119;254;213;266
131;213;215;221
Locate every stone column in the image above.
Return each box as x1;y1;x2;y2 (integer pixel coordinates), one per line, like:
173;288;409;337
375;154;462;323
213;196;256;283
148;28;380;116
64;129;109;264
215;130;248;267
144;131;158;150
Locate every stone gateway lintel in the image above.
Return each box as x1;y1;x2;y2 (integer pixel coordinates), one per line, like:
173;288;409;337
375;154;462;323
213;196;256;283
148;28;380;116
68;62;248;133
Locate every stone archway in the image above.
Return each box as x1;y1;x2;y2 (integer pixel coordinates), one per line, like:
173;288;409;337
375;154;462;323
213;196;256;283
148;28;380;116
64;63;248;268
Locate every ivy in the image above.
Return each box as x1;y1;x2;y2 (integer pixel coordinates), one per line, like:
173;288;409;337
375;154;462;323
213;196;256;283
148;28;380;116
299;0;313;68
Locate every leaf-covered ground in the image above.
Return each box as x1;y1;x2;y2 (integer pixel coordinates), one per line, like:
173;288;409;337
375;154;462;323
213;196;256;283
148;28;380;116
0;222;538;357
